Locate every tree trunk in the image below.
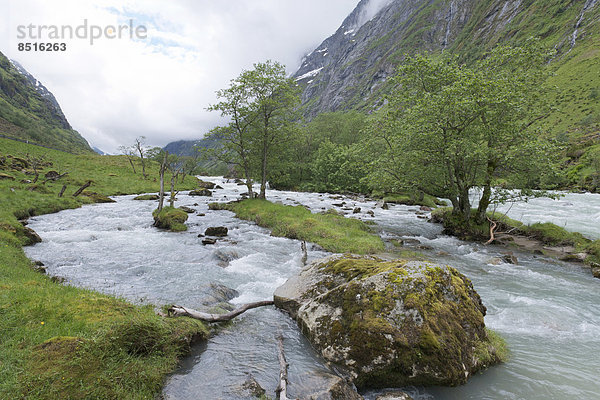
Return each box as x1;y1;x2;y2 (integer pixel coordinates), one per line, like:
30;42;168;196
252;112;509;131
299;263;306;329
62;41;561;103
140;156;146;179
158;151;167;212
243;163;254;198
73;181;92;197
260;140;268;199
476;160;496;224
170;174;176;208
168;300;274;322
127;156;136;174
275;335;290;400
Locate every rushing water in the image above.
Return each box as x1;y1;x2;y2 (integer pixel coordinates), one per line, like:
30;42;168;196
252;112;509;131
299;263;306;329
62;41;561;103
25;178;600;399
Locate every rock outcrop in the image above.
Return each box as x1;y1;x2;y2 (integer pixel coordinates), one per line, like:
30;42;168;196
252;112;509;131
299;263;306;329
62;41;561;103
274;255;505;389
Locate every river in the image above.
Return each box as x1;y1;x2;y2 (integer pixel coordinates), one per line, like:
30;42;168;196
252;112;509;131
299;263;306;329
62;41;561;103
24;178;600;400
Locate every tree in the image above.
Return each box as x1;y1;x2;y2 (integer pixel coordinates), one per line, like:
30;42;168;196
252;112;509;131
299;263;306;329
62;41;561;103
118;145;137;174
243;61;300;198
207;60;299;199
369;42;558;225
133;136;148;178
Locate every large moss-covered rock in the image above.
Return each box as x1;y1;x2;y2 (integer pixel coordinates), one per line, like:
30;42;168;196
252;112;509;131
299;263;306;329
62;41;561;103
152;207;188;232
274;255;505;389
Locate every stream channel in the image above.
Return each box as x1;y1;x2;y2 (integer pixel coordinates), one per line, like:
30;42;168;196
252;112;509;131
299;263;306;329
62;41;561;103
24;177;600;399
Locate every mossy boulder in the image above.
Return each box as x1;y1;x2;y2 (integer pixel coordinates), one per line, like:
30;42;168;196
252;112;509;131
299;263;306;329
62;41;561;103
152;207;188;232
189;189;212;197
82;192;116;203
274;255;506;389
133;194;159;201
197;179;216;189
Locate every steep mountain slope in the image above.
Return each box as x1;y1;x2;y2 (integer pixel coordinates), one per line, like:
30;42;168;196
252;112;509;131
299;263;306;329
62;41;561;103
163;137;226;173
294;0;600;137
0;51;92;153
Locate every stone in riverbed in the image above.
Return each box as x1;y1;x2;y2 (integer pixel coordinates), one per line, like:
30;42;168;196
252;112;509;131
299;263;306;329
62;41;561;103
178;206;195;213
197;179;216;189
189;189;212;197
205;226;228;237
274;255;504;389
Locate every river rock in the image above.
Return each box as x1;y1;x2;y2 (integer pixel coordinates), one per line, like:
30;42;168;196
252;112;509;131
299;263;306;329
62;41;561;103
375;391;414;400
133;194;159;201
202;238;217;245
353;207;362;214
189;189;212;197
274;255;503;388
197;180;216;189
205;226;228;237
178;206;195;213
590;262;600;279
238;374;266;398
22;226;42;245
501;253;518;265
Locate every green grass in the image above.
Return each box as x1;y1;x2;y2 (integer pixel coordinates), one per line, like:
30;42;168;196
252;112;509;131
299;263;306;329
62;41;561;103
214;199;385;254
0;138;205;399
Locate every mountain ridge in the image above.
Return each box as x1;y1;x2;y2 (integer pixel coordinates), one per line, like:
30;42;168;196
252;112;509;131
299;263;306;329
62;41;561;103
0;51;92;153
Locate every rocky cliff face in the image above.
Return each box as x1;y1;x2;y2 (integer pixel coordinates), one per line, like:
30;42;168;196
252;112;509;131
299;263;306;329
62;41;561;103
294;0;600;121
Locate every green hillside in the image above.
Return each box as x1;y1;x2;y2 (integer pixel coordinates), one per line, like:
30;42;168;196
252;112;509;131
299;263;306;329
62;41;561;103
0;138;203;399
0;52;92;154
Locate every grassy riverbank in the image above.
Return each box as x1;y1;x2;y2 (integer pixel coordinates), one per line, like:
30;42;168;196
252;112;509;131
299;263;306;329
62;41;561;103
0;138;205;399
212;199;385;254
431;207;600;269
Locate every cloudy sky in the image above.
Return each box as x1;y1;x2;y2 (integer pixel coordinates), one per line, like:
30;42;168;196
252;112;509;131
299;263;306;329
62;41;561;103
0;0;363;153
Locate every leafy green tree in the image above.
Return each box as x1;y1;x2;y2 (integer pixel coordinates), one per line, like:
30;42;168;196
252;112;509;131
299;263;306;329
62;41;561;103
369;42;559;225
268;111;368;191
244;61;300;198
207;61;298;198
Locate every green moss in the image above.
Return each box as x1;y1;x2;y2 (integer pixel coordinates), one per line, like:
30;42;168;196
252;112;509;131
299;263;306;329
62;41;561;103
383;192;443;208
133;194;159;201
303;256;502;388
474;329;509;368
218;199;384;254
152;207;188;232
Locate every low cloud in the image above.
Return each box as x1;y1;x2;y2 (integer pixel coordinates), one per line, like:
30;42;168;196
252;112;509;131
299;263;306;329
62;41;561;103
0;0;359;153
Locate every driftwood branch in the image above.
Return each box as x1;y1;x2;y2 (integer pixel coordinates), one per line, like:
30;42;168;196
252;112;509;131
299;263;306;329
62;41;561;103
485;216;498;245
301;241;307;266
58;185;67;198
275;334;290;400
73;180;92;197
168;300;274;323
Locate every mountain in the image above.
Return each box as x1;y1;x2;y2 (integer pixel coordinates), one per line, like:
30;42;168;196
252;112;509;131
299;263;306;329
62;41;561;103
293;0;600;138
163;137;221;157
163;137;226;173
0;51;92;153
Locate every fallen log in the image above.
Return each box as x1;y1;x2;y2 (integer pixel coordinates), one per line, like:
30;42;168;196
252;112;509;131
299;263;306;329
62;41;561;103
275;334;290;400
73;180;92;197
168;300;274;322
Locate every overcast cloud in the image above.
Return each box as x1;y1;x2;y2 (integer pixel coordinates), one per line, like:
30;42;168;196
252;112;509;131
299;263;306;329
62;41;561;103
0;0;364;153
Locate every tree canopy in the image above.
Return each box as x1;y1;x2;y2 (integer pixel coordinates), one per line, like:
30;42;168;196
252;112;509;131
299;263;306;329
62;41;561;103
367;42;560;224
